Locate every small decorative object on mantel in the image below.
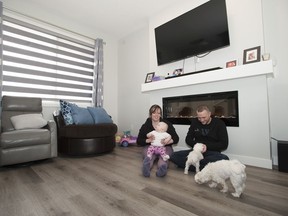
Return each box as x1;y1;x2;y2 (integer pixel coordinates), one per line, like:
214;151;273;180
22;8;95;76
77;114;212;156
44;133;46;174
166;68;183;79
262;53;270;61
173;68;184;76
226;60;237;68
145;72;155;83
152;75;165;82
243;46;261;64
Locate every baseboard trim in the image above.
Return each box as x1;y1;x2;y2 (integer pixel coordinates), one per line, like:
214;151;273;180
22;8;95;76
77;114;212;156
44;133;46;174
225;153;272;169
173;147;273;169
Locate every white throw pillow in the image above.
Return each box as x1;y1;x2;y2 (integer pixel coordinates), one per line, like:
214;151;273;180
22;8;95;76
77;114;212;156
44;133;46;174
10;113;48;130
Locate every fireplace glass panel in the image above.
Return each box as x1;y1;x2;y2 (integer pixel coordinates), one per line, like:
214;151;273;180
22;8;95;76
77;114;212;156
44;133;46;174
162;91;238;127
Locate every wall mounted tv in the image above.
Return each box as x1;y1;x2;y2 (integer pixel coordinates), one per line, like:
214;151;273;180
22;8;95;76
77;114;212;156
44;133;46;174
154;0;230;66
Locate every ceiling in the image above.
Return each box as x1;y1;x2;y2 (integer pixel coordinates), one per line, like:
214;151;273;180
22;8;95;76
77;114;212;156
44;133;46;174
3;0;180;39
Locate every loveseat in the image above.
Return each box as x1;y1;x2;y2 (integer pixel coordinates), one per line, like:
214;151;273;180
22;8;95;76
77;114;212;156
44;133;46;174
0;96;57;166
54;112;117;156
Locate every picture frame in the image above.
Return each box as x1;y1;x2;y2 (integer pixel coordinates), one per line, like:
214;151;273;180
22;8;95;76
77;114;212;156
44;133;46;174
145;72;155;83
243;46;261;64
226;60;237;68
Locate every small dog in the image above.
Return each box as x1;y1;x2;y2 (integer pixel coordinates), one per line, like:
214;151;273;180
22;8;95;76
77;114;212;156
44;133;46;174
184;143;205;174
194;159;246;198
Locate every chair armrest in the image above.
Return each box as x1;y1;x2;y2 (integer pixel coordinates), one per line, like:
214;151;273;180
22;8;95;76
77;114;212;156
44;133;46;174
47;120;56;132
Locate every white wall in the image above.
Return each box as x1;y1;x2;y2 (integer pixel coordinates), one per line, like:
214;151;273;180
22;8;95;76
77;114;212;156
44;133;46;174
117;27;151;134
118;0;288;168
262;0;288;165
149;0;265;75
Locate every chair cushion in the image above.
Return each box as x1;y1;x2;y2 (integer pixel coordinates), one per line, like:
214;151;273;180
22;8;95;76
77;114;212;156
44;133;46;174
2;96;42;112
10;113;47;130
1;96;44;132
60;100;74;125
0;129;51;149
87;107;113;124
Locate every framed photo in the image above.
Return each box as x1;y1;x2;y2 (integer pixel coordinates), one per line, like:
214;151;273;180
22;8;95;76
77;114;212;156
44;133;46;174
145;72;155;83
226;60;237;68
243;46;261;64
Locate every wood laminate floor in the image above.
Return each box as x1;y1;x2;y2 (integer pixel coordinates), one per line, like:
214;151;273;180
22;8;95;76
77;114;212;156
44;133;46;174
0;146;287;216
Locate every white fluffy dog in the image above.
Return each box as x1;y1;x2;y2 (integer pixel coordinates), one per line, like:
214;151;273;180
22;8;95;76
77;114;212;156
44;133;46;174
184;143;205;174
194;159;246;198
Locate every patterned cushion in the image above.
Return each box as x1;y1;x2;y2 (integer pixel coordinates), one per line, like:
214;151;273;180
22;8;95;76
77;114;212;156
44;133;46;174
60;100;74;125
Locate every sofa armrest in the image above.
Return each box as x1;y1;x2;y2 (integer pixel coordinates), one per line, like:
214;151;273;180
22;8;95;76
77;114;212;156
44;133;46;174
53;113;66;128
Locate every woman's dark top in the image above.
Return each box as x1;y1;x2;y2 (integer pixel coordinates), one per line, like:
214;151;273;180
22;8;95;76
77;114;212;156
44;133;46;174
137;118;179;146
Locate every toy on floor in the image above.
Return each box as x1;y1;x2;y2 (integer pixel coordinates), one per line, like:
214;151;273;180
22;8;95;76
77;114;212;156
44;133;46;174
115;133;122;143
184;143;205;174
194;159;246;198
119;131;137;147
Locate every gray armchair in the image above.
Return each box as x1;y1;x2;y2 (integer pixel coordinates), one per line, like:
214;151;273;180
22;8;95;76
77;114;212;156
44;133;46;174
0;96;57;166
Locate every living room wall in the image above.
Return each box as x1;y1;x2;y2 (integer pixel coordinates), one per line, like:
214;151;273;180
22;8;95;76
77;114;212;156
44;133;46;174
3;0;287;167
118;0;288;166
262;0;288;164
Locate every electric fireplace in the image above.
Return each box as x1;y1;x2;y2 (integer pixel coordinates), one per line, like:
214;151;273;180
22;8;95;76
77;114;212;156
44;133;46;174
162;91;239;127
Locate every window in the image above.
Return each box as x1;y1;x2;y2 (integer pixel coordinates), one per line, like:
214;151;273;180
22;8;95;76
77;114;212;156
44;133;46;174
1;9;96;104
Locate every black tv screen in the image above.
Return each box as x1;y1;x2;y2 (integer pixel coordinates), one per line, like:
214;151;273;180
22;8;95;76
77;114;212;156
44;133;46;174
155;0;230;66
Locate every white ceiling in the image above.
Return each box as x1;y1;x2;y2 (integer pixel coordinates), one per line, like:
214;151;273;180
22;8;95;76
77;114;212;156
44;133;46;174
3;0;180;39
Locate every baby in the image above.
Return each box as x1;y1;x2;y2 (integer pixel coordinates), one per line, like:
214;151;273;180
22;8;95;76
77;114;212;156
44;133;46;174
146;122;171;161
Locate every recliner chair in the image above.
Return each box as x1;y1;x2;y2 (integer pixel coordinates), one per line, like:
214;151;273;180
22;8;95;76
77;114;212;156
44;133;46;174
0;96;57;166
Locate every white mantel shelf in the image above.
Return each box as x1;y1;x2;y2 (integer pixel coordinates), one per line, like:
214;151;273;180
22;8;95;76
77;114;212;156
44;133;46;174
141;60;274;93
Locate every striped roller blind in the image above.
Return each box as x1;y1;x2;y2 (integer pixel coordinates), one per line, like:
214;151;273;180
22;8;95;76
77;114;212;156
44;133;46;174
1;13;95;103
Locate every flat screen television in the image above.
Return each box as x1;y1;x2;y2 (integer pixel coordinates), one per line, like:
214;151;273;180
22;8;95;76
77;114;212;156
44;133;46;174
154;0;230;66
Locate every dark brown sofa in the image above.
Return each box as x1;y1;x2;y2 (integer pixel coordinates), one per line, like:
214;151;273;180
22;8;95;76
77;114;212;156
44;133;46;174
54;114;117;156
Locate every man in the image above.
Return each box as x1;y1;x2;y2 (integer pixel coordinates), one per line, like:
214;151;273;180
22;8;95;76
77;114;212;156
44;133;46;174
170;105;229;171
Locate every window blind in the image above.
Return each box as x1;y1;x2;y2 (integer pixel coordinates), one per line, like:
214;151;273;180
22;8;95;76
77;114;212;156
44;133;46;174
1;13;95;103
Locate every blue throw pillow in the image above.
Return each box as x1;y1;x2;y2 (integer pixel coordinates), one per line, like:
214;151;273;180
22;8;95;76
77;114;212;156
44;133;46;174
60;100;74;125
70;104;94;125
87;107;113;124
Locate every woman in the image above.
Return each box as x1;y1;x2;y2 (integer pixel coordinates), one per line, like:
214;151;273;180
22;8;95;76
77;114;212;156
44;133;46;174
137;104;179;177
